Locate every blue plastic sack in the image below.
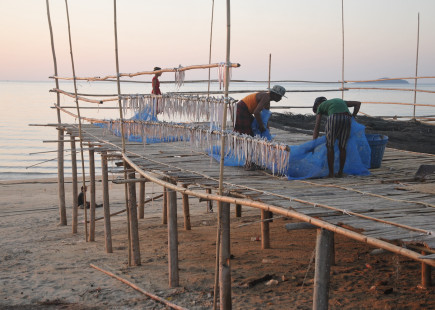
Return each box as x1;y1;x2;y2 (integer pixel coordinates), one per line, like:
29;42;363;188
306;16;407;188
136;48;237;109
287;118;371;179
252;109;273;140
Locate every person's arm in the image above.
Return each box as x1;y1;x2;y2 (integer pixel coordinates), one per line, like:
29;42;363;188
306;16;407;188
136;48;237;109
253;93;270;132
313;114;322;139
346;100;361;117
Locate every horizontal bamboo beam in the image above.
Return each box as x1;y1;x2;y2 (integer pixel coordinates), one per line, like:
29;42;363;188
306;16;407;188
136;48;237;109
112;178;149;184
51;106;119;109
51;88;107;103
122;153;435;267
51;62;241;82
91;194;164;222
346;87;435;94
90;264;188;310
361;101;434;107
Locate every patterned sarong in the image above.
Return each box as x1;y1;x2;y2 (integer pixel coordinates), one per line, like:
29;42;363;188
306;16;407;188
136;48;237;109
234;101;254;136
325;112;351;149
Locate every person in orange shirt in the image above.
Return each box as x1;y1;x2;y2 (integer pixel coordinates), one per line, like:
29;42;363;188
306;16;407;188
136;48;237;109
234;85;286;136
234;85;286;170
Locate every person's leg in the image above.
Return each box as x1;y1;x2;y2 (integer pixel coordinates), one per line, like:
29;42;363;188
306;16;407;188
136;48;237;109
325;115;336;178
327;145;335;177
337;147;346;177
337;115;351;177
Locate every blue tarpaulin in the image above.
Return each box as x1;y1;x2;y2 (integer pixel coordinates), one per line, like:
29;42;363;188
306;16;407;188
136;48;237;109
286;118;371;179
210;117;371;179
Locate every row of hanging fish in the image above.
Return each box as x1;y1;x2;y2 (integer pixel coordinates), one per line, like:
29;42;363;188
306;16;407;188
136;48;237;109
103;120;290;176
121;93;237;130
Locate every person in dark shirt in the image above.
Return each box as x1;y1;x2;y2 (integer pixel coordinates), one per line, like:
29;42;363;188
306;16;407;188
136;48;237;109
78;186;102;209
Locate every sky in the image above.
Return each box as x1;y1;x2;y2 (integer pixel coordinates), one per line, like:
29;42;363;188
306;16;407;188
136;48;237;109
1;0;435;82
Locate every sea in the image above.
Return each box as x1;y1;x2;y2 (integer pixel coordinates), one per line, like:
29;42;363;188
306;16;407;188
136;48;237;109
1;80;434;181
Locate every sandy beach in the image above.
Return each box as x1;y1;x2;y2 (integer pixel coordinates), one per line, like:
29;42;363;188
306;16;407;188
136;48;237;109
1;173;434;310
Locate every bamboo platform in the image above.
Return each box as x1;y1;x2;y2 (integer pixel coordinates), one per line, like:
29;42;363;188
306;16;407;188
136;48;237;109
59;122;435;256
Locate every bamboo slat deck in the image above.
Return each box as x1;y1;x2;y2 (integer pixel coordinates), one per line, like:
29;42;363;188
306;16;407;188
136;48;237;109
61;123;435;254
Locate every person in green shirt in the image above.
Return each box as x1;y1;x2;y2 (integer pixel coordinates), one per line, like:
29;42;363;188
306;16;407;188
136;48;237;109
312;97;361;177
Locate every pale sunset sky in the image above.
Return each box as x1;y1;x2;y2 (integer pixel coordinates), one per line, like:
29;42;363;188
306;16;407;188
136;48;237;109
1;0;434;82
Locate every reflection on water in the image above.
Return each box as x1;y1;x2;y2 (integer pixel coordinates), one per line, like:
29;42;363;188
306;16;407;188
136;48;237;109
0;80;434;180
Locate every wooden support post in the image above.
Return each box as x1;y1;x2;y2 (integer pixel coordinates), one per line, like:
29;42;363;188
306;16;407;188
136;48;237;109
101;152;112;253
261;210;270;249
422;250;432;288
128;171;141;266
235;204;241;217
206;188;213;212
89;147;96;242
313;228;333;310
58;129;67;226
167;186;179;287
70;137;78;234
138;181;145;219
181;184;191;230
219;201;232;309
46;0;66;227
162;186;168;225
329;232;335;266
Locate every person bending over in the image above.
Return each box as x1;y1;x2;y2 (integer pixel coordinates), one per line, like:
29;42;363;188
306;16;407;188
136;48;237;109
234;85;286;136
312;97;361;178
234;85;286;170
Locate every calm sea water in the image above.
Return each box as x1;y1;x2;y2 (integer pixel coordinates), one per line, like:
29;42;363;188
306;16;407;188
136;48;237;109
0;80;434;181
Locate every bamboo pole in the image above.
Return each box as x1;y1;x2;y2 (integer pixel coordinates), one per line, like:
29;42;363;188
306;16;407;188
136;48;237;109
46;0;66;226
113;0;131;265
214;1;232;308
181;184;191;230
206;188;213;212
421;250;432;288
65;0;87;239
345;87;435;95
90;264;188;310
260;210;270;249
341;0;345;100
313;228;333;310
413;13;420;119
268;53;271;90
167;184;179;287
123;153;435;268
163;186;168;224
101;152;113;253
113;0;126;153
70;137;78;234
219;201;231;310
128;171;141;266
138;181;145;219
89;147;96;242
207;0;215;99
235;204;241;217
124;168;132;266
51;88;108;103
52;62;241;81
92;194;164;222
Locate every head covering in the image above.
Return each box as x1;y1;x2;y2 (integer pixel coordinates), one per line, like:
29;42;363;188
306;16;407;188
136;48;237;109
153;67;161;71
269;85;287;98
313;96;327;113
